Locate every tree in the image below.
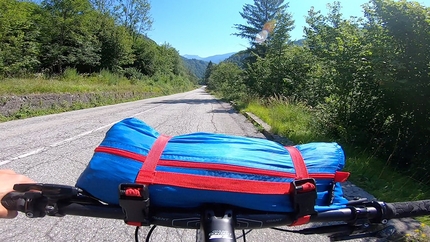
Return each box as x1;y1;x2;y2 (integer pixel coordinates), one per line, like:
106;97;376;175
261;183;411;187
96;19;134;72
203;61;215;85
40;0;100;73
234;0;294;97
303;2;384;143
115;0;152;34
0;0;41;76
233;0;293;58
207;62;245;101
130;36;157;76
363;0;430;172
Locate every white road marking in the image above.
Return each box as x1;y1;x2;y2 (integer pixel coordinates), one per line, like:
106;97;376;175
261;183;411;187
0;105;163;166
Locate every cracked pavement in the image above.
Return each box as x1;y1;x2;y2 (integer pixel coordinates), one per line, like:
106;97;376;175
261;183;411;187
0;87;399;241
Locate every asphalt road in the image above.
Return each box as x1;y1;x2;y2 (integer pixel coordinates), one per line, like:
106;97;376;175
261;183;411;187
0;87;396;241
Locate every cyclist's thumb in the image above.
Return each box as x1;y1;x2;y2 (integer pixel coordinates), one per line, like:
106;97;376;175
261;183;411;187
0;206;18;219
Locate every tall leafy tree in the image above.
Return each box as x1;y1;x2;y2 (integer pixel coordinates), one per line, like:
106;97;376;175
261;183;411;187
0;0;41;76
234;0;294;96
40;0;100;73
115;0;153;34
95;14;134;72
233;0;293;58
90;0;113;15
203;61;215;85
364;0;430;172
130;36;157;76
304;2;384;142
234;0;288;43
207;62;245;101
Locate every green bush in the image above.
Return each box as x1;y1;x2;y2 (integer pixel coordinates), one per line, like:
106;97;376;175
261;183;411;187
123;67;144;81
62;68;80;81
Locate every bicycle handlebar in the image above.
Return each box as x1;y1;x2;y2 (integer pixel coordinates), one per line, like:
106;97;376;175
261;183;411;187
2;189;430;229
2;183;430;242
386;200;430;219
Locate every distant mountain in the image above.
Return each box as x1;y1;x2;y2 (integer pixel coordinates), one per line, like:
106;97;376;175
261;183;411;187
183;54;202;60
224;50;250;68
181;57;208;80
182;52;237;64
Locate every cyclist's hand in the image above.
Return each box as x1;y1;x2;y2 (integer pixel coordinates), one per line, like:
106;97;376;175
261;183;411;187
0;170;35;218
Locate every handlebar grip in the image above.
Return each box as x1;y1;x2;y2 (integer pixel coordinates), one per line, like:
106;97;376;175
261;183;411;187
386;200;430;219
1;192;25;211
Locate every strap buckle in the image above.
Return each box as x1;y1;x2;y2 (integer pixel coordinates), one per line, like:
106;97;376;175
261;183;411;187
118;183;150;226
290;178;317;218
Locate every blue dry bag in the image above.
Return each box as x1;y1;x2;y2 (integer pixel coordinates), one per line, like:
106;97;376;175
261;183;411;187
76;118;349;215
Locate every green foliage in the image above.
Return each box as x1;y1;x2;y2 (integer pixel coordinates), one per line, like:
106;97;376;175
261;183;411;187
0;0;195;94
224;50;250;68
0;0;41;77
233;0;290;46
114;0;152;34
62;68;80;80
245;98;324;143
364;0;430;175
207;62;246;101
304;2;384;145
244;99;430;226
129;36;156;76
39;0;101;73
203;61;215;85
235;0;294;63
224;0;430;185
97;69;124;85
96;17;134;72
122;67;144;81
181;57;208;80
245;45;317;98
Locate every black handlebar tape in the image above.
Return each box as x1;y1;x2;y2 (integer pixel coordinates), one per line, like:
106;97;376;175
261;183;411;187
1;192;24;211
386;200;430;219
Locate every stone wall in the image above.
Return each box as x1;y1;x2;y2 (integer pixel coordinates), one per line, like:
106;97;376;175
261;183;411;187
0;92;153;117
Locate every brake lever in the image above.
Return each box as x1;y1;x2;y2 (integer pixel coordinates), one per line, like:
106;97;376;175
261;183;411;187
10;183;105;217
13;183;82;199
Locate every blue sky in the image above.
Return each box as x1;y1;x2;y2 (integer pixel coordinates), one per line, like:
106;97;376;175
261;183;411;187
148;0;429;58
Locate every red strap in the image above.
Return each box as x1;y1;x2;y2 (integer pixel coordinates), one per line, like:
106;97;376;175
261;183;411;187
96;146;345;181
334;171;350;182
149;171;292;194
126;221;142;226
290;215;311;226
284;146;309;180
136;135;171;184
285;146;313;226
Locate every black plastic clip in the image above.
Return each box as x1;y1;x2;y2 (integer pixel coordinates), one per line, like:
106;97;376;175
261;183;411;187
290;178;317;218
13;183;84;217
118;183;150;226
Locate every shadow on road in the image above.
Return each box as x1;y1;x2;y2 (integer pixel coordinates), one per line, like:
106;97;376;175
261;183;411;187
151;98;220;105
151;98;238;115
208;109;236;114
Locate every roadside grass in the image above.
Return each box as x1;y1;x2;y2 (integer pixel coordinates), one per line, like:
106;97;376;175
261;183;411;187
0;72;192;96
243;99;430;226
0;70;196;122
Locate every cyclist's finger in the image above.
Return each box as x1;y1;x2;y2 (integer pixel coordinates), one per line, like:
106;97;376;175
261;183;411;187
0;169;17;175
0;207;18;219
0;171;35;218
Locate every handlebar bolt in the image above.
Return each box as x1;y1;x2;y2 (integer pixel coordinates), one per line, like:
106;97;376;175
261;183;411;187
46;205;56;215
26;212;34;218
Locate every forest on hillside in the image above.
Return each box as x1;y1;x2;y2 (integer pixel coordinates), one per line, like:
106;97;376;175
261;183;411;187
206;0;430;183
0;0;197;83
